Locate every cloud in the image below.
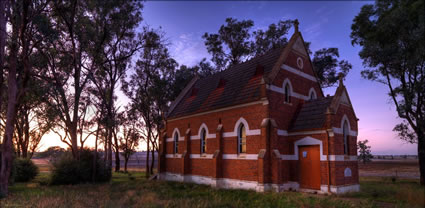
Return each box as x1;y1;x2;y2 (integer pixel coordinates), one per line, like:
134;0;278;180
170;33;211;67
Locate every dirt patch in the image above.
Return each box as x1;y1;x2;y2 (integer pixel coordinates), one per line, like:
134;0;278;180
359;160;420;179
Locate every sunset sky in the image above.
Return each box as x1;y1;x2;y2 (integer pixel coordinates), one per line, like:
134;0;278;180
40;1;417;155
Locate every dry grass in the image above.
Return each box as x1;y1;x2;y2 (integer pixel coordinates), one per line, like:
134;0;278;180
0;160;423;207
0;172;358;208
1;171;423;208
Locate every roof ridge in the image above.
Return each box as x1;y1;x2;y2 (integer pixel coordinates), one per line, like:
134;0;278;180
197;46;285;82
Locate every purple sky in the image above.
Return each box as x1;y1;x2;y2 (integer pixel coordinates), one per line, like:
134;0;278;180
140;1;417;155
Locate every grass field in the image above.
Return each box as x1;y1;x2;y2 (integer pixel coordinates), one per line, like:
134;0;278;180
0;160;423;208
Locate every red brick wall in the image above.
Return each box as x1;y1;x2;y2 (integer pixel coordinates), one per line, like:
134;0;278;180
163;102;267;181
222;160;258;181
330;161;359;186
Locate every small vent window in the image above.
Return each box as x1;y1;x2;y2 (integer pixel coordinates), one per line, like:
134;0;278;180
297;57;304;69
174;132;179;154
201;128;207;154
284;84;291;103
343;121;349;155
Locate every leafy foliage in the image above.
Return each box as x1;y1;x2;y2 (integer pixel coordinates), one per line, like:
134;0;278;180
122;27;177;176
12;158;39;182
252;20;292;56
37;146;67;159
51;149;111;185
357;140;373;164
312;48;352;88
203;18;254;70
202;17;351;87
393;122;417;144
351;0;425;183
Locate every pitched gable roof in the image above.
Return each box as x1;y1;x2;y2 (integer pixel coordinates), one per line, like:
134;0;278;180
290;96;334;131
167;47;285;119
290;79;357;132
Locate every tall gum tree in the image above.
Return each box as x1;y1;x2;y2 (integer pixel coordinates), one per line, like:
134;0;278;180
122;27;177;177
1;0;40;196
351;0;425;184
88;0;143;170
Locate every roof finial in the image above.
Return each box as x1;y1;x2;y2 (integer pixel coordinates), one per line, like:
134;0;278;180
294;19;299;33
338;73;344;87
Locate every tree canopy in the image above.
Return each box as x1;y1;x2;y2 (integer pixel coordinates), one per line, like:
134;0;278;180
202;18;352;88
351;0;424;184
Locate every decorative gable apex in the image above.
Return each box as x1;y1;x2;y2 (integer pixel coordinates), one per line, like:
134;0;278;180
292;36;308;57
340;90;350;105
327;78;357;118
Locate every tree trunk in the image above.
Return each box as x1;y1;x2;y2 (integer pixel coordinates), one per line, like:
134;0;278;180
22;108;29;158
69;125;79;160
103;129;107;162
124;158;128;173
418;130;425;186
92;124;100;183
146;131;150;178
0;13;18;196
150;141;155;174
114;130;120;172
107;128;112;169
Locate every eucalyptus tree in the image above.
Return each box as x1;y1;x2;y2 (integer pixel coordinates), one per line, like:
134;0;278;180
87;0;143;170
351;0;425;184
0;0;7;121
1;0;49;196
117;108;140;173
203;18;254;71
14;78;54;159
122;27;177;177
202;18;351;87
33;0;97;160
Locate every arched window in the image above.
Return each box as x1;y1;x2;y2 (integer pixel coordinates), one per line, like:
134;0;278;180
284;84;291;103
238;124;246;154
200;128;207;154
174;132;179;154
343;121;349;154
309;89;317;100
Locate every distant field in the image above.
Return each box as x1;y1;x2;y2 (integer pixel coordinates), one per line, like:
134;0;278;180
359;159;420;179
0;158;420;208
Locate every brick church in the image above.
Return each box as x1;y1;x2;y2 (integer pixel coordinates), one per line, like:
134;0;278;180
159;23;359;194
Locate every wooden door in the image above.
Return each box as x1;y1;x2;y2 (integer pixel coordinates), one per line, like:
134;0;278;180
298;145;321;190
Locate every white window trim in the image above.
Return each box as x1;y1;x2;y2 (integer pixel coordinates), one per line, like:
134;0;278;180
222;154;258;160
173;129;180;154
283;78;293;103
308;88;317;100
332;114;357;136
222;117;261;137
266;84;309;101
166;128;185;142
191;123;216;140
